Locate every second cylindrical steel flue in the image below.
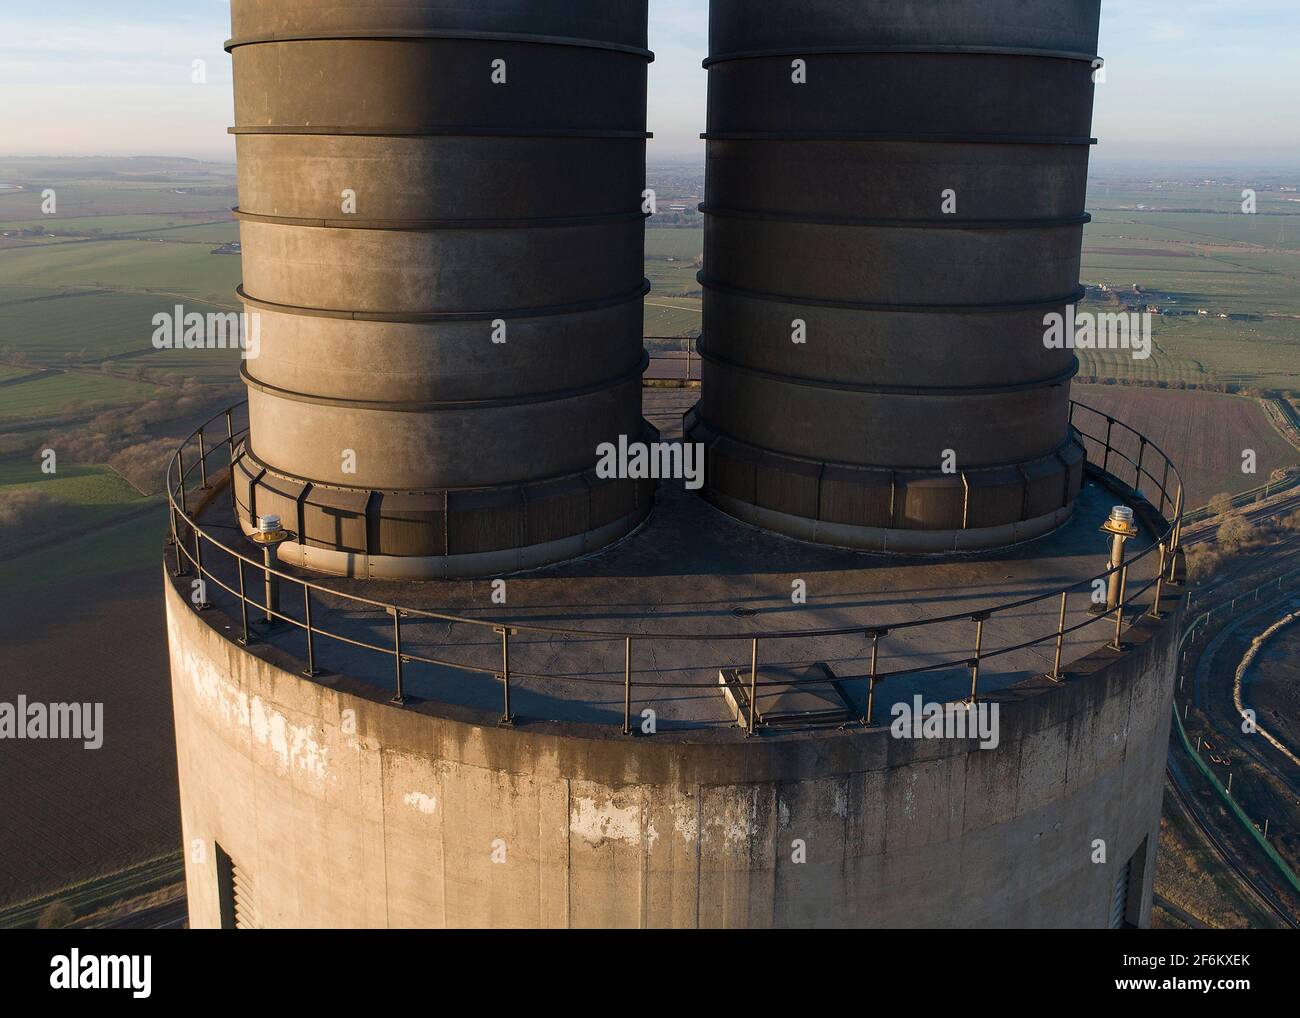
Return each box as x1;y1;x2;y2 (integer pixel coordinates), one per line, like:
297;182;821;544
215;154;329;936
687;0;1101;551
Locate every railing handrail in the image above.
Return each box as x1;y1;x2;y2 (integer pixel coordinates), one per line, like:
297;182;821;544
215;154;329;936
167;401;1182;643
164;400;1186;726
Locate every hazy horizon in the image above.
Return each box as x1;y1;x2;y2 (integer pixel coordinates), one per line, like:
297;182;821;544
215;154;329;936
2;1;1299;172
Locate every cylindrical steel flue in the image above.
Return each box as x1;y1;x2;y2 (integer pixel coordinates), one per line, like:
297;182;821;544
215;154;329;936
686;0;1100;552
227;0;654;578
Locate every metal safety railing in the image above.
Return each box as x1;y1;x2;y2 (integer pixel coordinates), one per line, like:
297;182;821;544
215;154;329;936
165;401;1184;734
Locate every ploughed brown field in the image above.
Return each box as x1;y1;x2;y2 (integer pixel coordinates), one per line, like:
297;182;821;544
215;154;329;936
1072;385;1297;509
0;565;178;909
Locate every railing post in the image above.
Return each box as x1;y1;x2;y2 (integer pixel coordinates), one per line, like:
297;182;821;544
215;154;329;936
1149;543;1167;620
261;544;279;625
496;626;514;726
168;504;184;576
236;556;250;646
197;431;209;490
1135;438;1146;493
747;638;759;736
391;609;406;705
1169;485;1185;578
1049;591;1068;681
623;637;633;736
192;527;210;610
1109;564;1128;651
227;411;241;524
177;446;186;515
1102;417;1114;475
863;629;885;725
302;586;319;677
969;614;987;704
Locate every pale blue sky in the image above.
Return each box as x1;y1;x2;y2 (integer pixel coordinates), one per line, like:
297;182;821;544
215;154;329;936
2;0;1298;169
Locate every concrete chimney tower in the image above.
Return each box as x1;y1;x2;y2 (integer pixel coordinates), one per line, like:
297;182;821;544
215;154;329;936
227;0;654;578
164;0;1185;932
686;0;1101;552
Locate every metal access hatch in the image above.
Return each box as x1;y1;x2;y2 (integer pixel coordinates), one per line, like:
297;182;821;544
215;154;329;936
718;661;855;729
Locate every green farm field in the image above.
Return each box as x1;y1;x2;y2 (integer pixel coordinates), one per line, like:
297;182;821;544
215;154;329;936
0;372;162;421
1077;176;1300;392
0;290;231;365
1;212;235;235
0;458;159;558
644;225;704;342
0;239;242;307
645;225;703;298
644;297;701;343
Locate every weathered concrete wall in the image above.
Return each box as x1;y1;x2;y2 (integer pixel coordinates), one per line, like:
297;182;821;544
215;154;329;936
167;573;1178;928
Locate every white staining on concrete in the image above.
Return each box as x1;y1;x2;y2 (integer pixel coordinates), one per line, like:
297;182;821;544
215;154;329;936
570;795;642;848
170;611;330;783
669;798;698;845
403;791;437;815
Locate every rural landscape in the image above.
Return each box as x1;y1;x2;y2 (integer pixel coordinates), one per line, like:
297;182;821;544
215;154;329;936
0;154;1298;929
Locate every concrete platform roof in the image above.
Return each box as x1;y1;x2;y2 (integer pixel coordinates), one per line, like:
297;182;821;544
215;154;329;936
177;391;1174;738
